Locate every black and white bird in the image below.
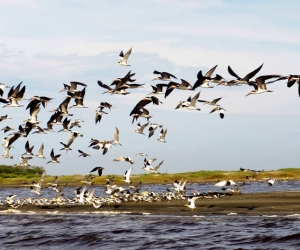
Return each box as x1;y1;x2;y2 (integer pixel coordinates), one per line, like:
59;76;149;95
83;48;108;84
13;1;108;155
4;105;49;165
246;75;281;96
113;156;134;164
90;167;104;176
153;70;177;81
148;123;163;138
266;177;276;186
157;128;167;143
209;106;226;119
134;122;149;135
228;63;264;85
117;46;132;66
184;195;201;210
78;149;90;157
35;143;46;159
124;167;133;183
47;149;61;164
214;180;236;187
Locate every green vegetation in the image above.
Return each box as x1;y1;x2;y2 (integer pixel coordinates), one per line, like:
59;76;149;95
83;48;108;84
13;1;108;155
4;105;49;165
0;165;299;186
0;164;45;184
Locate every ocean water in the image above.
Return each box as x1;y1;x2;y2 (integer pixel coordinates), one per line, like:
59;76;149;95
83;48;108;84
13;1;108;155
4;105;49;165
0;180;300;249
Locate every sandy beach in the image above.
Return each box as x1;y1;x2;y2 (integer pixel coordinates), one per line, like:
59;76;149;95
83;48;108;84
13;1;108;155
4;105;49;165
2;191;300;216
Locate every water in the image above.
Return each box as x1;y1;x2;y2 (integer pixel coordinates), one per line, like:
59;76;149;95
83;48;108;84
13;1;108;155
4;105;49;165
0;213;300;249
0;181;300;249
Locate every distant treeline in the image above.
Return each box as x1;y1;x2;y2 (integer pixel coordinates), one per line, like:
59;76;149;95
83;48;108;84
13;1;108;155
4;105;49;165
0;165;45;178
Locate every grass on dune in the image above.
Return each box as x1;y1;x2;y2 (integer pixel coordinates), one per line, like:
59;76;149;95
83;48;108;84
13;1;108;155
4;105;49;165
0;165;300;186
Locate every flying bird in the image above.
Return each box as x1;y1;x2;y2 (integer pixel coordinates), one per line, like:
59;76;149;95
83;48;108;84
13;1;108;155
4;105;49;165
153;70;177;81
209;107;226;119
246;75;281;96
157;128;167;143
113;127;122;146
95;109;108;124
113;156;134;164
90;167;104;176
228;63;264;85
117;46;132;66
78;149;90;157
124;167;133;184
47;149;61;164
192;65;219;90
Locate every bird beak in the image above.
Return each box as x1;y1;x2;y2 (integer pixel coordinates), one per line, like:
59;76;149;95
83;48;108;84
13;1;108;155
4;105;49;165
245;92;251;97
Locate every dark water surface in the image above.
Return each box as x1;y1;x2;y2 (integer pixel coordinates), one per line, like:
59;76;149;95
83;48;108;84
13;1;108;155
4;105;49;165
0;213;300;249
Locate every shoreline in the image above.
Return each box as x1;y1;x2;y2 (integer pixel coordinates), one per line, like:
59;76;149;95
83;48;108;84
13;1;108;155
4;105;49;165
1;191;300;216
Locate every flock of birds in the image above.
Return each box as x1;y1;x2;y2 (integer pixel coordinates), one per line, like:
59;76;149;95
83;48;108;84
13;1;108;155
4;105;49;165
0;45;297;210
0;171;276;210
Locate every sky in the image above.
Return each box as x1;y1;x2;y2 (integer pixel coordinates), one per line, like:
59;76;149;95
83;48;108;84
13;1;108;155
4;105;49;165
0;0;300;176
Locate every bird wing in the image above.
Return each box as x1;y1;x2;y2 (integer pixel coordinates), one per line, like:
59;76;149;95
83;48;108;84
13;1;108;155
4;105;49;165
38;144;44;155
123;46;132;60
192;71;204;90
114;156;125;161
97;81;112;91
97;168;103;176
150;96;161;105
190;92;200;106
114;127;120;142
205;65;218;78
255;75;279;90
163;72;177;79
211;97;222;105
243;63;264;81
16;85;26;99
209;107;218;114
158;128;167;140
8;134;21;147
180;79;192;88
154;160;164;171
50;149;54;158
129;98;151;116
148;127;155;138
59;97;71;113
228;65;241;80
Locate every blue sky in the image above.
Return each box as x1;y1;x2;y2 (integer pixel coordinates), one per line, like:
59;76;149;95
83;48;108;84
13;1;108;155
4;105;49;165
0;0;300;175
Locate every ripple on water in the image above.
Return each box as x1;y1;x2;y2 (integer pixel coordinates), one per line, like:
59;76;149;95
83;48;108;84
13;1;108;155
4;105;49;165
0;214;299;249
